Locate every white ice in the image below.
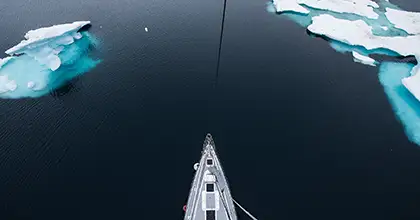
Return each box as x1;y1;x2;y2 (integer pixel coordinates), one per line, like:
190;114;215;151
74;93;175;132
402;54;420;100
272;0;309;14
273;0;420;102
306;14;420;101
0;57;14;68
0;58;17;93
272;0;379;17
27;81;35;89
352;51;377;66
307;14;420;57
385;8;420;35
402;74;420;102
72;32;83;40
5;21;90;71
0;75;17;93
271;0;420;144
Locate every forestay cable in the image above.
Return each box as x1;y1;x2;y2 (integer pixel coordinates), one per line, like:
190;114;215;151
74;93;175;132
215;0;228;82
232;198;259;220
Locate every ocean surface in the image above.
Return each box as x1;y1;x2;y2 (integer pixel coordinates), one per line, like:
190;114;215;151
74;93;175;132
1;0;420;219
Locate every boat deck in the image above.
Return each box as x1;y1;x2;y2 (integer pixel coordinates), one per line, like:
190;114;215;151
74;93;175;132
184;134;237;220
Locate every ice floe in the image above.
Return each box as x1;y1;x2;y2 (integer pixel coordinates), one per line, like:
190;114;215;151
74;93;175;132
306;13;420;105
273;0;309;14
385;8;420;35
270;0;420;145
297;0;379;19
352;51;377;66
308;14;420;57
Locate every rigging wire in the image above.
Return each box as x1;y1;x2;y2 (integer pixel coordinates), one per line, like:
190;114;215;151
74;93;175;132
215;0;228;83
232;198;259;220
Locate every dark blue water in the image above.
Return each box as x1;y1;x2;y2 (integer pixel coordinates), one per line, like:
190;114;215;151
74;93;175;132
1;0;420;219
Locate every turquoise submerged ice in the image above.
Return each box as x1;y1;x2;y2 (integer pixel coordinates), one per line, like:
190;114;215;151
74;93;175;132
379;62;420;144
270;0;420;145
0;21;100;98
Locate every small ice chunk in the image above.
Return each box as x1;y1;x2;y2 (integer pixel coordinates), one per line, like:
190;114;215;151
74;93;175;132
0;75;17;93
297;0;379;19
46;54;61;71
29;81;47;91
27;81;35;89
72;32;83;40
381;26;389;31
145;27;149;32
55;34;75;45
385;8;420;35
5;80;17;91
53;46;65;55
32;53;62;71
272;0;309;14
26;81;45;91
352;51;377;66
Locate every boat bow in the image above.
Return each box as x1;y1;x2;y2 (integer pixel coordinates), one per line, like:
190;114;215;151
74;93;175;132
184;134;237;220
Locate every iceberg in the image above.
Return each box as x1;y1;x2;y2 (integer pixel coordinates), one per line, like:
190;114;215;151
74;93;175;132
6;21;91;71
352;51;377;66
0;21;100;99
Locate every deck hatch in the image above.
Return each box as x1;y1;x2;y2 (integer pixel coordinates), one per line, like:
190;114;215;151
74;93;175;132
206;210;215;220
206;184;215;192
